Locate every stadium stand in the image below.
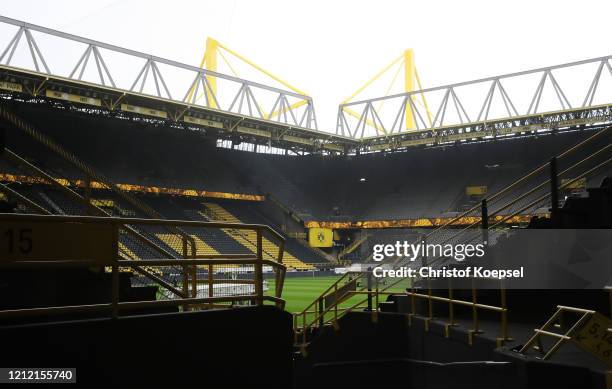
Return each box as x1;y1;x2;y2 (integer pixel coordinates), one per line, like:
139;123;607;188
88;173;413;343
0;97;611;388
3;102;606;222
212;200;331;264
202;202;313;270
138;194;251;256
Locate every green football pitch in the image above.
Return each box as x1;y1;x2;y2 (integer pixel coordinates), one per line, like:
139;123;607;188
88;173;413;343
266;275;411;314
266;276;342;313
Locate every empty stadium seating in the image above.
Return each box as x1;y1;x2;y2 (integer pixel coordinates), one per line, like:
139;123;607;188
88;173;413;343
3;101;610;272
5;102;609;223
203;202;314;270
218;200;331;265
139;195;251;256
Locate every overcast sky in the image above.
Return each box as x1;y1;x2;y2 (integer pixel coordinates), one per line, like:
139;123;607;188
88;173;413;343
1;0;611;132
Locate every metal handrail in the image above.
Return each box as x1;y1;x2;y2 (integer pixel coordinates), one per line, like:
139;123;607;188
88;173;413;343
0;213;287;319
295;271;362;317
417;142;612;255
0;295;286;320
293;274;509;348
0;213;285;241
518;305;596;361
424;125;610;236
2;147;186;262
294;125;610;347
1;108;201;296
392;148;612;275
489;156;612;229
402;127;611;257
0;181;51;215
1;108;197;249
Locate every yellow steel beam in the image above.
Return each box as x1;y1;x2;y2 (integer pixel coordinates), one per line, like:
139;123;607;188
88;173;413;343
189;37;309;117
213;48;309;122
268;99;308;120
376;57;404;112
187;38;218;104
340;50;432;134
204;38;218;108
186;38;219;108
217;48;272;117
216;42;308;96
218;48;238;77
341;54;403;104
404;49;416;129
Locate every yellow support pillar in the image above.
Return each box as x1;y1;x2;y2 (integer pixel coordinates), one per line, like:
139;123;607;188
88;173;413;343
204;38;218;108
404;49;416;130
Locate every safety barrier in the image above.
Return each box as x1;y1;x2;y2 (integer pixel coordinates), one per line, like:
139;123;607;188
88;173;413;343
0;213;287;319
293;271;509;347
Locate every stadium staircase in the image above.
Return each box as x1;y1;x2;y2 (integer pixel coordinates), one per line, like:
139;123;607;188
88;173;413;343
203;202;314;271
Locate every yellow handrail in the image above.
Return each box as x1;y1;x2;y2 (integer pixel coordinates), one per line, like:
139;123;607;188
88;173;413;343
293;125;611;348
0;213;287;318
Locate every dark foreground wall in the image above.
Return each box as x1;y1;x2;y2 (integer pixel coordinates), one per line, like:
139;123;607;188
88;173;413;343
0;306;293;388
296;312;605;389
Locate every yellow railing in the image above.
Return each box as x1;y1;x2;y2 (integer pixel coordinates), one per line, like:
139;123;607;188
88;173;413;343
293;272;509;348
294;124;611;349
518;305;595;360
0;213;287;319
426;125;611;237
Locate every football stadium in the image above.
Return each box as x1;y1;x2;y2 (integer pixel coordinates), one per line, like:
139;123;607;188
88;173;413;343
0;2;611;388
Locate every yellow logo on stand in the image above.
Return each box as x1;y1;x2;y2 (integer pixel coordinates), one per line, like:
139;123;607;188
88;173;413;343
308;228;333;247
